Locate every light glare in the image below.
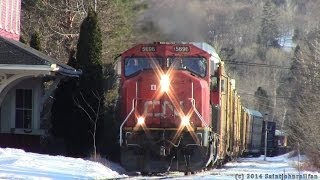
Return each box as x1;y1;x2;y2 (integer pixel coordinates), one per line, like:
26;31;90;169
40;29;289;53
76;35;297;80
160;74;170;92
181;116;190;126
137;117;145;125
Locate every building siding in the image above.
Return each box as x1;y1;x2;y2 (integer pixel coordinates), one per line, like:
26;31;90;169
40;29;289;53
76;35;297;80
0;0;20;40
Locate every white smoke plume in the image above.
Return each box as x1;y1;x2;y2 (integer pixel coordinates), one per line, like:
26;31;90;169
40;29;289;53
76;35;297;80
139;0;209;41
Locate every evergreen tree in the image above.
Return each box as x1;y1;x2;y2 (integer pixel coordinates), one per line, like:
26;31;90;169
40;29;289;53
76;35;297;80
50;50;78;155
258;0;279;48
72;8;105;157
254;87;271;115
19;36;27;44
30;32;41;50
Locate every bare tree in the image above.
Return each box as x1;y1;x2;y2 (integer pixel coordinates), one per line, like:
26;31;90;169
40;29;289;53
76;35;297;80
74;91;105;160
21;0;88;63
284;34;320;168
22;0;137;64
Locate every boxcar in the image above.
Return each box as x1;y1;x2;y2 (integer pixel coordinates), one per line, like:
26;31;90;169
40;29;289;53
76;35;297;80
244;109;264;157
261;121;277;157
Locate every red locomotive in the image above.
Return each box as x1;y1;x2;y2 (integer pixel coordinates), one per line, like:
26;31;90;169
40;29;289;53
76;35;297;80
117;42;260;174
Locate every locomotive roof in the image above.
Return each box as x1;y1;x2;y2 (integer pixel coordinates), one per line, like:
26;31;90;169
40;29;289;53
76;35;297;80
190;42;221;63
147;42;221;63
245;108;263;118
123;42;221;71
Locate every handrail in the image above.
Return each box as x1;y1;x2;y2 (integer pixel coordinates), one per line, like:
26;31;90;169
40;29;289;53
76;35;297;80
191;98;208;127
211;133;220;165
190;81;208;127
120;81;138;146
119;99;135;146
189;82;209;127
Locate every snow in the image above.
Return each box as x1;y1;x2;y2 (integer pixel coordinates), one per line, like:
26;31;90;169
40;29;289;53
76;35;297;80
278;33;296;52
171;153;320;180
0;147;127;179
1;148;319;180
130;152;319;179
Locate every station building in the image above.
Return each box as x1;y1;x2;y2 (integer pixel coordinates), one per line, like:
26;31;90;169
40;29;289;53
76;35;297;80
0;0;81;151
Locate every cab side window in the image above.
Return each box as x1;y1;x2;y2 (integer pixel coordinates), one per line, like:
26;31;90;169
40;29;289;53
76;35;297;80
125;58;141;76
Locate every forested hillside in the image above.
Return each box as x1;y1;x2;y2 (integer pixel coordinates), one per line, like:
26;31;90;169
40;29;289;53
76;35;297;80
136;0;316;122
21;0;320;167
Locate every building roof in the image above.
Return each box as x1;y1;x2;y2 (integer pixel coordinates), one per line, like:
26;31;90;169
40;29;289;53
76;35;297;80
0;36;81;77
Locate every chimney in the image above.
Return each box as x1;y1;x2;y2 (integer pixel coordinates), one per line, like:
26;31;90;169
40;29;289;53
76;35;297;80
0;0;21;41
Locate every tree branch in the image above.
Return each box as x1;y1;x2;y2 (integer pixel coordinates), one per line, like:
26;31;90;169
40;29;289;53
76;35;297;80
74;96;95;124
80;92;96;116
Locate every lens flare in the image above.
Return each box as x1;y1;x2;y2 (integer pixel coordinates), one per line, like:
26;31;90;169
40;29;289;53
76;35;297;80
160;74;170;92
137;116;145;125
181;116;190;126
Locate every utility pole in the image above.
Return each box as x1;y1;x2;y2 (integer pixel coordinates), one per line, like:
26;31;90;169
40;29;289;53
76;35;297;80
264;113;268;161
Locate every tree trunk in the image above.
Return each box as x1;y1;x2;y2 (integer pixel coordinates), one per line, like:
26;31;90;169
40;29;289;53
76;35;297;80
93;123;97;160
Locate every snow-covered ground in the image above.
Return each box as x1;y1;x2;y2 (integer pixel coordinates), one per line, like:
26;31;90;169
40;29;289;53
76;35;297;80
0;148;127;179
0;147;319;180
130;153;319;180
170;153;320;180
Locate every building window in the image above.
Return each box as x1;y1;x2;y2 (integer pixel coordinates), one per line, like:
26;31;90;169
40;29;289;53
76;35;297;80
15;89;32;129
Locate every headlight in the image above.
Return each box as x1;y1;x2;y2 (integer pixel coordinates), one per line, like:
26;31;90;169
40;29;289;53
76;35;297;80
137;116;145;125
160;74;170;92
181;116;190;126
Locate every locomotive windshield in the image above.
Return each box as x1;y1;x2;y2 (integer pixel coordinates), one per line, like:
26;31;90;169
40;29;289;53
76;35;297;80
168;57;207;77
124;57;161;76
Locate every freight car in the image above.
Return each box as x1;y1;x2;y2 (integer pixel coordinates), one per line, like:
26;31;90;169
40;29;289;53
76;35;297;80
116;42;263;174
261;121;277;157
275;129;289;155
243;109;264;157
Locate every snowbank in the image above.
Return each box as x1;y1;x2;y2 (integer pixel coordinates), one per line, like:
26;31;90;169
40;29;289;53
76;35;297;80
0;147;127;179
